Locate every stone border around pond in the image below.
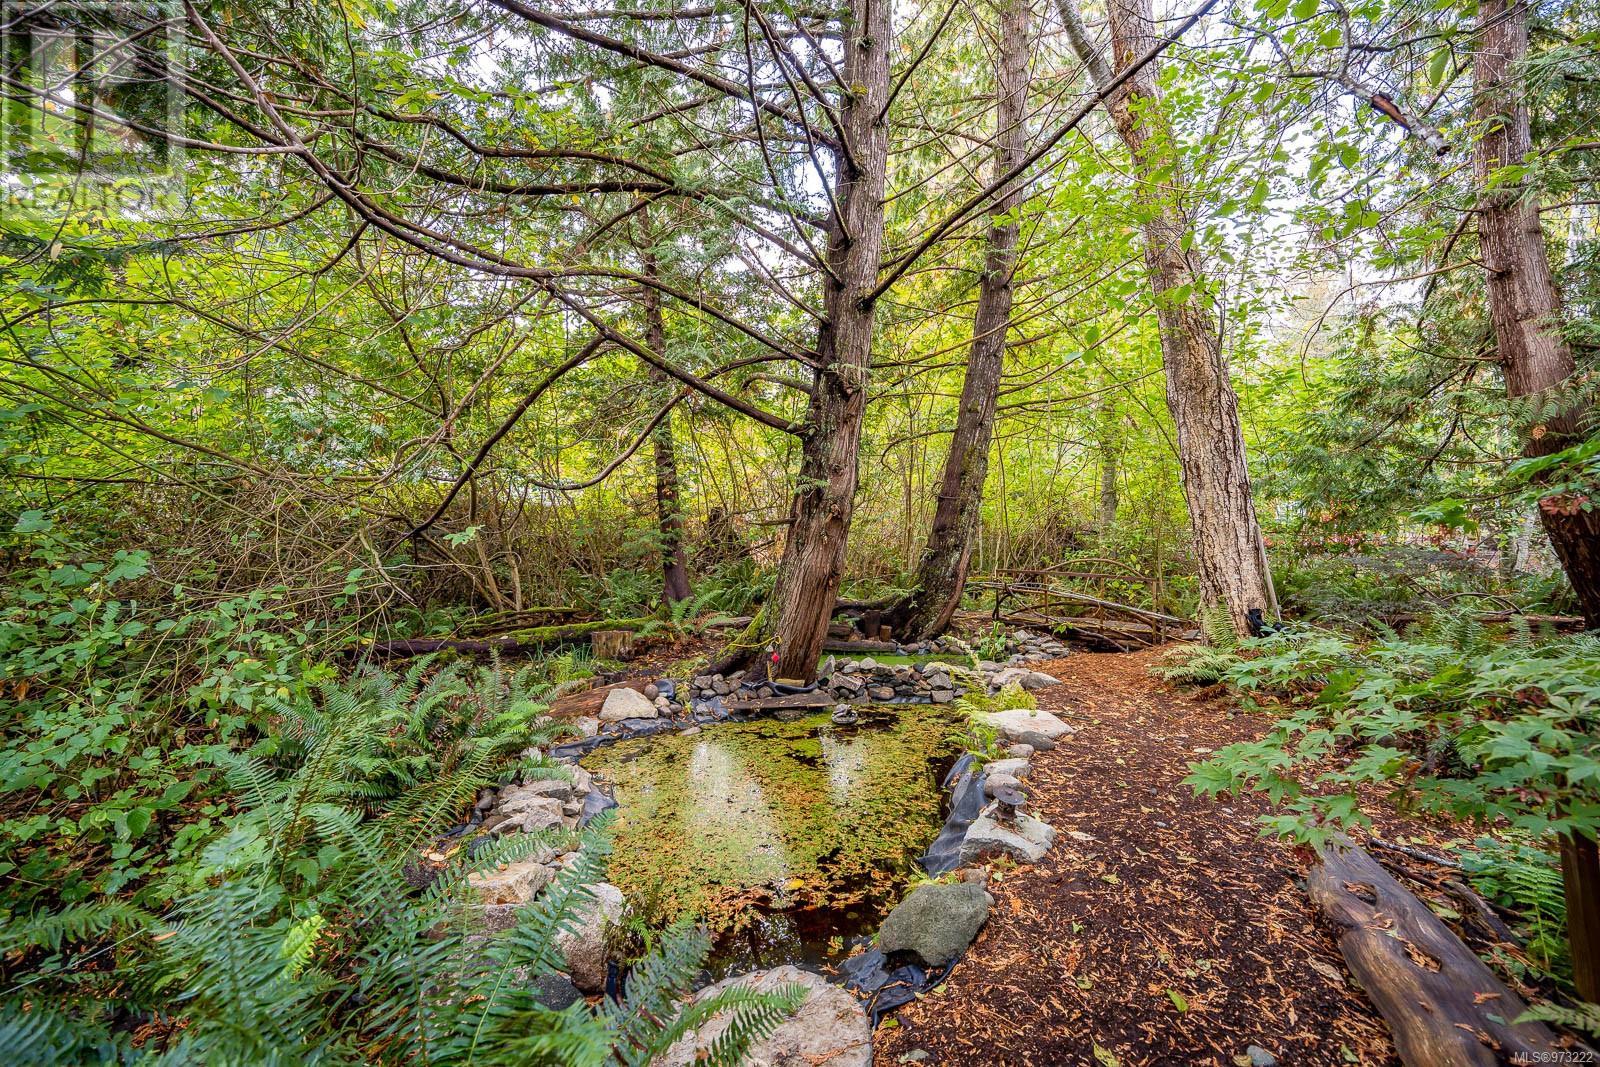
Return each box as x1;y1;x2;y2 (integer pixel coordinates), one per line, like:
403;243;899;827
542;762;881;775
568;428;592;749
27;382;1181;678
458;628;1077;1051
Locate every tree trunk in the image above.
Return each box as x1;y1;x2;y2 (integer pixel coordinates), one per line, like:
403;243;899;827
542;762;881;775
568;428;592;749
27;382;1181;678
1475;0;1600;630
768;0;892;681
1096;399;1121;535
1474;0;1600;999
641;248;692;604
1058;0;1276;640
890;0;1032;641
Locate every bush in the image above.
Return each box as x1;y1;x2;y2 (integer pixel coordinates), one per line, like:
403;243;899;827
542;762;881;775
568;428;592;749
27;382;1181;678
1185;616;1600;849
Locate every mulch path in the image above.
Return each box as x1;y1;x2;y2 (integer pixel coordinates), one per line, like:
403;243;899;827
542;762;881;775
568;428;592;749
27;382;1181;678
872;647;1398;1067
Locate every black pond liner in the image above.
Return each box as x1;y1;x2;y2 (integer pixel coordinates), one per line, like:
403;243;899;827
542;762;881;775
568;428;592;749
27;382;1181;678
838;753;988;1025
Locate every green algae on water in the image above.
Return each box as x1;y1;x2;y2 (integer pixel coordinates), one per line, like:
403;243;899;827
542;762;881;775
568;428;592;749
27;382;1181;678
584;705;963;935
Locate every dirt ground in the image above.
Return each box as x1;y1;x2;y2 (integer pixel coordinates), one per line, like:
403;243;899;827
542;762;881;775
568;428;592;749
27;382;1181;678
872;648;1398;1067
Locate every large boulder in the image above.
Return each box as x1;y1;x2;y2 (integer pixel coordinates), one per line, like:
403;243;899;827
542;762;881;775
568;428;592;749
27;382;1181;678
599;688;659;722
876;882;991;967
555;882;627;992
468;856;556;905
959;811;1056;865
655;965;871;1067
983;708;1073;744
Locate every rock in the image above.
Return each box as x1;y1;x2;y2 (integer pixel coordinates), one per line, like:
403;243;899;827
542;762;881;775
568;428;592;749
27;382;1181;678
858;657;877;669
516;777;574;802
898;1052;929;1064
555;882;626;992
930;688;955;704
959;811;1056;865
1246;1046;1279;1067
984;772;1024;798
984;757;1031;779
474;788;498;813
877;882;991;967
1005;743;1035;759
599;688;658;722
868;686;895;702
574;716;601;738
643;683;660;700
532;973;585;1011
679;725;702;736
468;857;555;905
983;708;1072;743
924;671;951;690
476;903;523;933
654;695;670;709
654;965;871;1067
499;788;566;819
989;667;1060;691
1016;730;1058;751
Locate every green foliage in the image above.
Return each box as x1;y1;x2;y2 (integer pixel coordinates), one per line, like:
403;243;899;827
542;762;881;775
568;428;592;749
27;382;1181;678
1186;619;1600;851
1;663;796;1064
0;522;330;907
1460;835;1571;982
1517;1000;1600;1041
1151;643;1243;686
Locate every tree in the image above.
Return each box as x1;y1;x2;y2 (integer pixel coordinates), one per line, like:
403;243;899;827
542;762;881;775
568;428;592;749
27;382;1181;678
888;0;1035;641
1058;0;1278;639
1472;0;1599;1001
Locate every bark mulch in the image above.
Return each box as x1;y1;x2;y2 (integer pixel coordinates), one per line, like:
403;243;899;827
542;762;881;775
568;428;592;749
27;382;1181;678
872;647;1397;1067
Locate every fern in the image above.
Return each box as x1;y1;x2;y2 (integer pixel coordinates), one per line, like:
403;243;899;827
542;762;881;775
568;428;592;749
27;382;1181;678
1517;999;1600;1039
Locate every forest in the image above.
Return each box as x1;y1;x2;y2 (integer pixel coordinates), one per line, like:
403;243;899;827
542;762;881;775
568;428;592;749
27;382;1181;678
0;0;1597;1062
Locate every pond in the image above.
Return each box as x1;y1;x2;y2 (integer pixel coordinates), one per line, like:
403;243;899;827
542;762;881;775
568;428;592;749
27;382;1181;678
583;704;965;978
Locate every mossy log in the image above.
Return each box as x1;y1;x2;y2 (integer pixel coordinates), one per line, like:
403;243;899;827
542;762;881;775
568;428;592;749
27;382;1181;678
1307;835;1573;1066
364;617;654;657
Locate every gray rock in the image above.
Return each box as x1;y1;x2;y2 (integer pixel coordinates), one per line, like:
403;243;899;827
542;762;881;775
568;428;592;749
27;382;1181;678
517;777;574;802
1016;730;1058;751
959;811;1056;865
1247;1046;1279;1067
983;708;1072;743
574;716;601;738
654;965;871;1067
1005;743;1035;759
555;882;626;992
984;757;1031;779
930;688;955;704
984;772;1024;798
877;882;991;967
643;683;660;701
868;686;895;702
599;688;658;722
858;657;878;670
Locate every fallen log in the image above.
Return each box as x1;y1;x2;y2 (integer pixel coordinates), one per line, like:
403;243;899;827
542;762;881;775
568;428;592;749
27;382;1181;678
725;690;836;713
1307;835;1572;1066
821;637;899;654
363;617;654;658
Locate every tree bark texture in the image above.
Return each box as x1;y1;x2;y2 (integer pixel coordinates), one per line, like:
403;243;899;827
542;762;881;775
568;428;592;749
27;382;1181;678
1474;0;1600;630
1474;0;1600;1000
770;0;891;681
1058;0;1275;639
891;0;1032;641
641;249;693;604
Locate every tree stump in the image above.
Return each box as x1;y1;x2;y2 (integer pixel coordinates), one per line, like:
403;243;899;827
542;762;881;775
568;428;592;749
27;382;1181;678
591;629;634;661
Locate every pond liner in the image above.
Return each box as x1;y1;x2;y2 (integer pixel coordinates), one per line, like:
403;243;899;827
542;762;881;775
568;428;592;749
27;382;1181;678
916;754;986;876
839;946;961;1026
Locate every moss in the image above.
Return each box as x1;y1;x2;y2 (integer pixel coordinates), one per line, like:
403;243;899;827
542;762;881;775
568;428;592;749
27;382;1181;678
584;705;963;935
